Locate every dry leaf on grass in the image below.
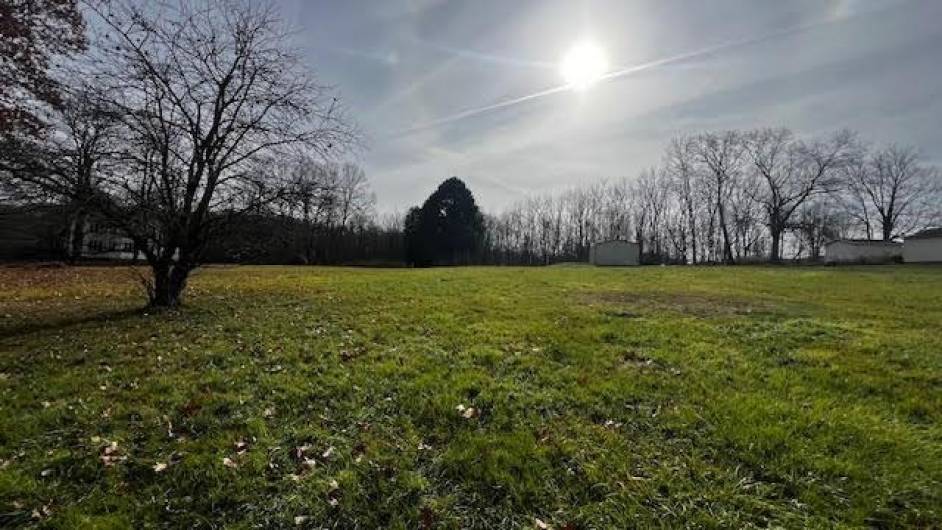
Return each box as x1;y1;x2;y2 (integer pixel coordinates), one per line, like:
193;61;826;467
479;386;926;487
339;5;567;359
100;441;126;466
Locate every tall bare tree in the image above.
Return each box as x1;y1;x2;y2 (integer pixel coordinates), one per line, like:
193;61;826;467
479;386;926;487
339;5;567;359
664;135;700;263
695;131;743;264
844;144;941;240
743;128;854;261
68;0;355;306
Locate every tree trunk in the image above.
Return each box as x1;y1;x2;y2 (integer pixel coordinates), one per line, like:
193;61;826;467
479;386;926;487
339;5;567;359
717;199;735;264
688;208;698;264
882;222;893;241
769;225;782;263
67;209;88;264
149;263;192;308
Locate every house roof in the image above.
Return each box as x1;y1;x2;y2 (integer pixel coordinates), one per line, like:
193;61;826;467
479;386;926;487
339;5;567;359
824;239;901;247
906;227;942;240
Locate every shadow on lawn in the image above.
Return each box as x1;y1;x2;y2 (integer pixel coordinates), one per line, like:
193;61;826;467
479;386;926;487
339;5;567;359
0;307;146;341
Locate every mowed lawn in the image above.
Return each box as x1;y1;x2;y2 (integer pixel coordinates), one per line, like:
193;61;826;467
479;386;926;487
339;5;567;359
1;265;940;528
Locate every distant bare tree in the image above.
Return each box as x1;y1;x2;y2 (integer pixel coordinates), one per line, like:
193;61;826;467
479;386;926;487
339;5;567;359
795;195;855;260
743;128;854;261
664;135;700;263
69;0;354;306
633;168;668;261
695;131;744;264
46;86;121;261
1;83;124;259
843;144;940;240
335;163;375;229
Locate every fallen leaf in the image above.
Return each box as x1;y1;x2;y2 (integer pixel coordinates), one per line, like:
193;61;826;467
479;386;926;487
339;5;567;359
153;462;168;473
295;445;312;460
100;441;126;467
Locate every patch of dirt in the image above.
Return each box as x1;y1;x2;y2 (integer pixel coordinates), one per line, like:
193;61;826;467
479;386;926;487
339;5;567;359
618;350;682;375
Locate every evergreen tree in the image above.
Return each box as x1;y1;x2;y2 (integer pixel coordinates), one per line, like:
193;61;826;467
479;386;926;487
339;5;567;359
405;177;484;266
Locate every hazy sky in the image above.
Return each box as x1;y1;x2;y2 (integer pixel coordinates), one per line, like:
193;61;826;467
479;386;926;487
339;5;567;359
279;0;942;213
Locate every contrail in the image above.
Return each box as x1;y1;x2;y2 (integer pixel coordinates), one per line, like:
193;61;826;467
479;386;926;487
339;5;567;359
409;36;556;70
388;11;864;138
392;85;570;136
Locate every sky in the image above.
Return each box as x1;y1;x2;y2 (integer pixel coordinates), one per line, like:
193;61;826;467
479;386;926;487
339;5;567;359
277;0;942;213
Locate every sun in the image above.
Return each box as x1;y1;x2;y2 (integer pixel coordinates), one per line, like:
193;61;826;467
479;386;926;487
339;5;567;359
559;41;609;91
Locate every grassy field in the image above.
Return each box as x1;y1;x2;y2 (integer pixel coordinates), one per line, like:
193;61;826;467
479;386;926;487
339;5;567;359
0;264;940;528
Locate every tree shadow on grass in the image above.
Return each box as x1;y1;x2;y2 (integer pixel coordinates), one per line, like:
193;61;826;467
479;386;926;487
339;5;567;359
0;307;147;341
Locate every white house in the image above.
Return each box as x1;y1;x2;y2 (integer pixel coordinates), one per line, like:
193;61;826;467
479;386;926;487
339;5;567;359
903;228;942;263
70;220;138;261
823;239;902;264
589;240;639;266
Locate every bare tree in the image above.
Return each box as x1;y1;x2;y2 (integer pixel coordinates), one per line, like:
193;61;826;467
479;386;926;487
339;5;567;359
844;144;940;240
743;128;853;261
335;162;375;229
664;135;700;263
51;87;121;261
795;195;855;260
633;168;669;262
695;131;743;264
70;0;354;306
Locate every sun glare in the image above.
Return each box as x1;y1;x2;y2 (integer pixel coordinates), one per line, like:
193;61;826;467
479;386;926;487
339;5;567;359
559;41;609;91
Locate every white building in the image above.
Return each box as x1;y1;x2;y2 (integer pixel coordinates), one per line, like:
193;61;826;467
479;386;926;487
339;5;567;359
70;220;138;261
823;239;902;264
589;240;640;266
903;228;942;263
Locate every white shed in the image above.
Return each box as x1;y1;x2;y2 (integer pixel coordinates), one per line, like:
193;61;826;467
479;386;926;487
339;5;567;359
903;228;942;263
589;240;640;266
823;239;902;264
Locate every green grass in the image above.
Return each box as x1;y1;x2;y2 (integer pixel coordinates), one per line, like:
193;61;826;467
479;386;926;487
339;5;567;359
1;264;940;528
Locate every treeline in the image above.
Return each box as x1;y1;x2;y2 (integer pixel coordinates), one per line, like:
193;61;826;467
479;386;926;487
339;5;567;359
202;158;405;265
6;128;941;268
141;128;942;267
481;128;941;265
